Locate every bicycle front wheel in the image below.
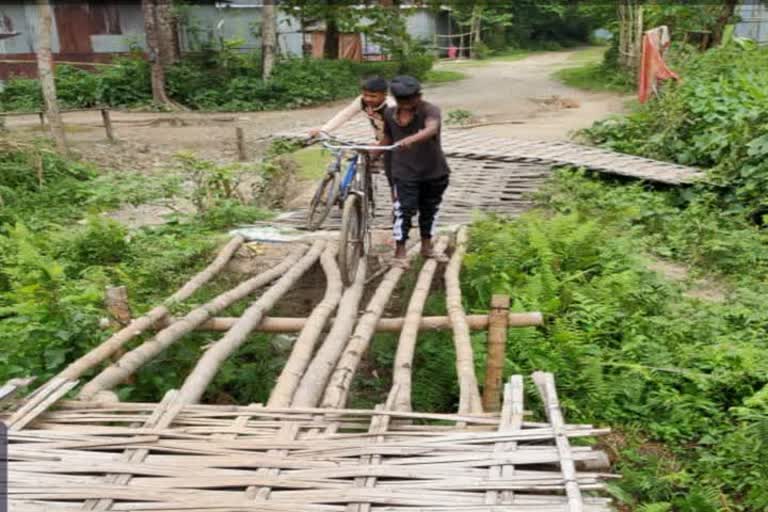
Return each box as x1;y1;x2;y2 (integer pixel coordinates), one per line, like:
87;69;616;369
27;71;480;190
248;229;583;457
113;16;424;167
338;193;365;287
306;172;337;230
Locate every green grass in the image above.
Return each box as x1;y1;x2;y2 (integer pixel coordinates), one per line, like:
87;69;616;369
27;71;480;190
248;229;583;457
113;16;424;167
562;45;608;64
437;49;534;67
552;46;633;92
291;147;332;180
424;69;468;83
554;64;633;92
488;48;535;62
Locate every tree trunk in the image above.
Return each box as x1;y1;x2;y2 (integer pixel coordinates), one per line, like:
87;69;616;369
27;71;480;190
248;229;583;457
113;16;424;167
155;0;180;64
35;0;67;154
142;0;176;108
324;14;339;59
262;0;277;79
617;0;642;75
711;0;739;47
470;5;482;59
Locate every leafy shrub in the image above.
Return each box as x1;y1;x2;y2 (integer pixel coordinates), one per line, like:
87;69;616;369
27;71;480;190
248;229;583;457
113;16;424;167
53;65;100;108
0;50;433;113
96;56;152;107
446;109;473;126
56;216;129;272
464;168;768;510
464;208;768;509
396;54;435;80
0;77;42;112
472;41;492;59
584;45;768;213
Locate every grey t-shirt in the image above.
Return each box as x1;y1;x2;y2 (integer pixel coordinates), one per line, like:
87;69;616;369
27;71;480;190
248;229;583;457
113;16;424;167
383;101;450;182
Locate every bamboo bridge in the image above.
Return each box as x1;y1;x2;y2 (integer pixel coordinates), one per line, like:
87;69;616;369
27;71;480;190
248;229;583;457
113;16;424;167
0;124;705;511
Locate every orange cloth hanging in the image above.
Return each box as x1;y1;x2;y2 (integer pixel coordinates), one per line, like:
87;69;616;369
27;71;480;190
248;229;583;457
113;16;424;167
638;26;680;104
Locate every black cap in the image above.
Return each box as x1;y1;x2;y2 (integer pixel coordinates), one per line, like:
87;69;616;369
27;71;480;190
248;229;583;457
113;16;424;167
362;76;388;92
390;75;421;98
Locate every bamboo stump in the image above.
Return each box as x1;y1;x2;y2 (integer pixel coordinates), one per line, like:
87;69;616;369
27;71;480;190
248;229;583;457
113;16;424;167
482;294;510;412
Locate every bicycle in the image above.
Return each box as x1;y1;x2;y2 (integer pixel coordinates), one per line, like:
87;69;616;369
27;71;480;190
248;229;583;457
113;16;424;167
306;132;399;286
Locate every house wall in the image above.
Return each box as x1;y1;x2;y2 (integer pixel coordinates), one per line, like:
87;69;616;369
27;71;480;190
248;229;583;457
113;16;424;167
181;4;303;55
405;9;437;44
735;0;768;44
0;1;145;81
0;2;442;82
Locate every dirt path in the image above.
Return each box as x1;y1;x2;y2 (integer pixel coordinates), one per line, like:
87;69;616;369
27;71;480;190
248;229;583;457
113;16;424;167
5;48;625;173
427;49;627;140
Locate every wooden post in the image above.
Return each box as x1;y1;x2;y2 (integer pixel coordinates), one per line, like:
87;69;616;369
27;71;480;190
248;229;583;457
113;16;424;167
482;294;509;412
104;286;131;327
236;127;246;161
100;108;115;142
103;285;132;383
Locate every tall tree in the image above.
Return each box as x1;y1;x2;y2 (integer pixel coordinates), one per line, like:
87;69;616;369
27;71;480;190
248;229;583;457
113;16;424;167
617;0;643;72
262;0;277;79
155;1;180;64
711;0;739;47
323;2;340;59
35;0;67;153
142;0;180;109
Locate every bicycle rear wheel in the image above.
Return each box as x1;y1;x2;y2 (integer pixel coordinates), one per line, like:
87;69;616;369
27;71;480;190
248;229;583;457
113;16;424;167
306;172;337;230
338;193;365;287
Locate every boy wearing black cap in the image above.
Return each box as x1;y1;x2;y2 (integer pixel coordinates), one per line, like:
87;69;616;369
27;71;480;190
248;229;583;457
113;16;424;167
308;76;395;142
380;75;450;264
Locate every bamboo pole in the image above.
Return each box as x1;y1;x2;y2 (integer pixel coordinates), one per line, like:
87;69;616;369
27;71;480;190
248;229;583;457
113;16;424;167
533;371;583;512
55;236;244;383
178;240;325;404
445;227;483;414
79;244;309;400
391;237;449;412
157;311;544;333
482;294;510;412
291;260;367;407
321;247;419;409
486;375;524;505
268;246;342;407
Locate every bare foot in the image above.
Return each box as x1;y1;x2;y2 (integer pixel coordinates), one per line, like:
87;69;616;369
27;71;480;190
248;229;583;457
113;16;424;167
424;251;449;263
391;258;410;270
394;242;407;259
420;238;433;258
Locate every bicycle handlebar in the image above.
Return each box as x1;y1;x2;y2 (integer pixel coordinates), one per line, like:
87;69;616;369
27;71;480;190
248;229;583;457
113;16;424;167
310;131;400;152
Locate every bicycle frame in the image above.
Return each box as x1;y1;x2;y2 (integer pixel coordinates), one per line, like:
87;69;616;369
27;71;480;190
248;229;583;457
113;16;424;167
338;153;359;204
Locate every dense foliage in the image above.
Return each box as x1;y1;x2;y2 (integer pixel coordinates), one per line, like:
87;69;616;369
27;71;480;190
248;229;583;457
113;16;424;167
433;0;605;51
463;170;768;510
0;51;433;112
460;41;768;510
585;45;768;215
0;143;275;400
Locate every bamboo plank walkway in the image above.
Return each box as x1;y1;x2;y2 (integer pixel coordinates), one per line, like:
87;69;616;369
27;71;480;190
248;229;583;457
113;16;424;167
2;231;614;511
275;157;550;228
277;120;704;185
